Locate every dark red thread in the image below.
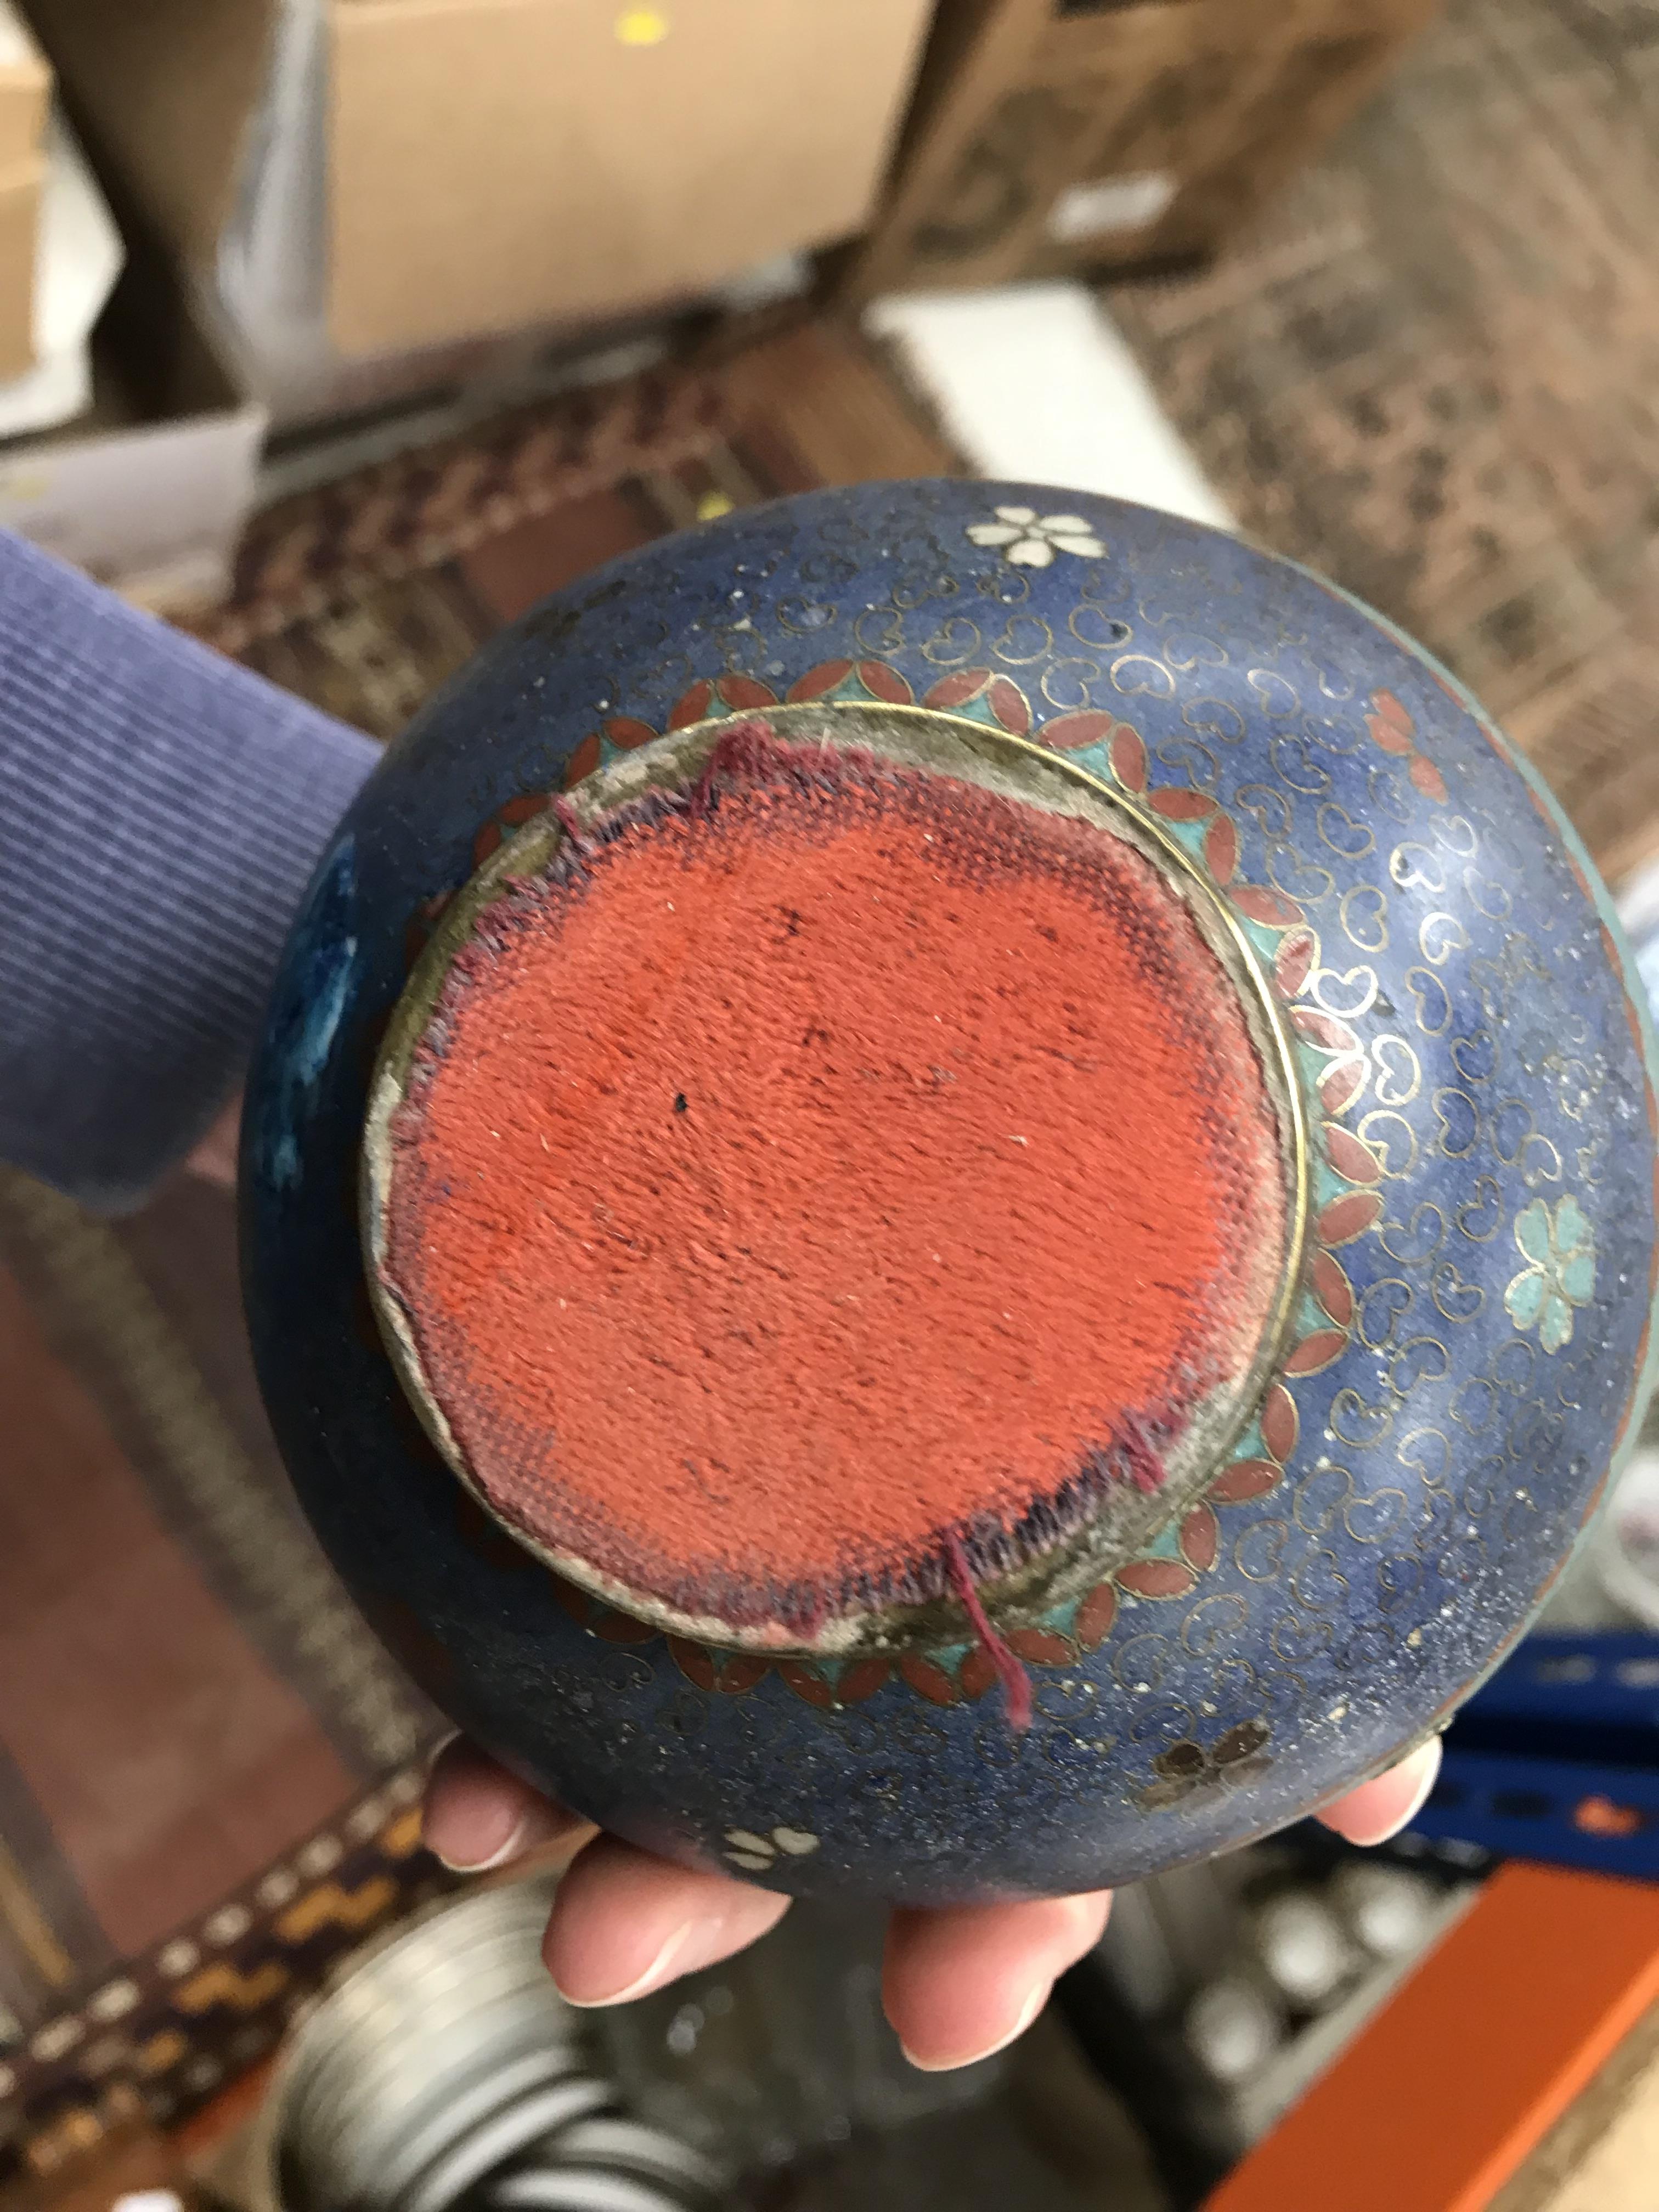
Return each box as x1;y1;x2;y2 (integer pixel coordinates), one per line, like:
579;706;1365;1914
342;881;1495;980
944;1531;1033;1733
691;716;781;816
1119;1413;1169;1496
548;794;594;858
690;715;880;820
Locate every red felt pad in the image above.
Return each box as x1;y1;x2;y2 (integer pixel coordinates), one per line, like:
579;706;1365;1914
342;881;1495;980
381;743;1287;1637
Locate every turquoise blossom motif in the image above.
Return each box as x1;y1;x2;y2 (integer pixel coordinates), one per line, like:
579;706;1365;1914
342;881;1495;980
1505;1195;1596;1353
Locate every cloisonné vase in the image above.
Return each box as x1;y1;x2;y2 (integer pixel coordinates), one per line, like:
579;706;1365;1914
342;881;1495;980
243;482;1659;1903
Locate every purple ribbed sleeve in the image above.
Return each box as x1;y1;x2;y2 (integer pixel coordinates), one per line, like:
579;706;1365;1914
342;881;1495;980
0;532;379;1210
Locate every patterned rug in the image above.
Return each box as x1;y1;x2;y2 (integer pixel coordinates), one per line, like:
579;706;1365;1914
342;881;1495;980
0;324;960;2188
1106;0;1659;888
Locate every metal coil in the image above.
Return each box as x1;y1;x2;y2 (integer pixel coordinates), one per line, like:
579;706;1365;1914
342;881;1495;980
250;1876;718;2212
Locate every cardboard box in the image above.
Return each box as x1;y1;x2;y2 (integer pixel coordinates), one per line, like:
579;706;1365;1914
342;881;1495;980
0;253;267;611
842;0;1441;301
0;147;41;375
0;0;48;377
0;115;126;442
0;0;50;171
29;0;935;362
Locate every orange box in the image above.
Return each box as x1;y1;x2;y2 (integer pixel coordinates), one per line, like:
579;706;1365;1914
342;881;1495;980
1206;1863;1659;2212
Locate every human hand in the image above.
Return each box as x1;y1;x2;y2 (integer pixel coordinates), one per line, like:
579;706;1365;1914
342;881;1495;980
423;1733;1442;2072
183;1091;242;1191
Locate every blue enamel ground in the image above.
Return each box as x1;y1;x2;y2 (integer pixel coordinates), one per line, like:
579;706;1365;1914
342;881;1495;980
242;482;1659;1903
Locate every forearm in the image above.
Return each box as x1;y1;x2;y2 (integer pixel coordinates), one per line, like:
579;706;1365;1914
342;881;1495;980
0;532;378;1210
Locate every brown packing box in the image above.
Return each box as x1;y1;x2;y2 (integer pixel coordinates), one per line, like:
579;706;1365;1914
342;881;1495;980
27;0;936;361
0;0;48;380
841;0;1441;301
0;247;267;610
325;0;936;356
0;149;41;377
0;1;50;170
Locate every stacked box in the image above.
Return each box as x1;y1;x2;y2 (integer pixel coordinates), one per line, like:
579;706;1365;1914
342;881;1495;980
843;0;1440;301
0;2;51;377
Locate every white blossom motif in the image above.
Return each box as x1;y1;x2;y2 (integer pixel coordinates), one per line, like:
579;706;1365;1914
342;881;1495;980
966;505;1104;568
723;1824;820;1872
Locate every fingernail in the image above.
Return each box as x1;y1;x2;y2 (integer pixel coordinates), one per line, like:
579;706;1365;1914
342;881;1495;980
556;1921;692;2009
423;1731;459;1781
1342;1738;1444;1848
428;1808;528;1874
425;1792;582;1875
902;1979;1049;2074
